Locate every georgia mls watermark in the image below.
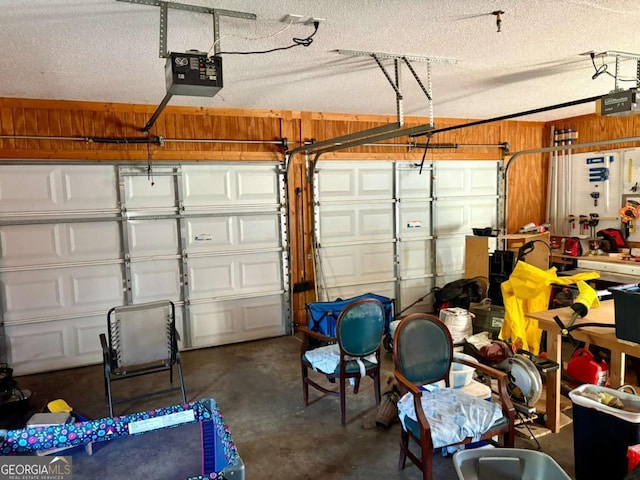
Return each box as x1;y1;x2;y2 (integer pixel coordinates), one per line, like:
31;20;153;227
0;456;72;480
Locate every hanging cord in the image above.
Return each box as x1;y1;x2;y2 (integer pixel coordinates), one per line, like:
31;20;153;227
216;21;319;55
415;134;432;175
146;134;154;186
590;52;608;80
590;52;639;83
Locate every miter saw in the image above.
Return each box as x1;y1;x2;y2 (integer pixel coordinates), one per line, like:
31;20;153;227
465;338;556;416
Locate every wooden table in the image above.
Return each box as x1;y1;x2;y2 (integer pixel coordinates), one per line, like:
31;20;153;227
526;300;640;433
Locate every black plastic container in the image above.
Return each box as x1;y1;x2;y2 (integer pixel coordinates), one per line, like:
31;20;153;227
571;384;640;480
610;284;640;343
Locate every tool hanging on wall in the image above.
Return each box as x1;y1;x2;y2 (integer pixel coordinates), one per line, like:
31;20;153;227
589;213;599;237
579;215;589;232
620;198;640;238
293;186;313;293
568;214;576;230
587;155;614;212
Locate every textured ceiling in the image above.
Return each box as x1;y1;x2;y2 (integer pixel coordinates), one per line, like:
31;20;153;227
3;0;640;122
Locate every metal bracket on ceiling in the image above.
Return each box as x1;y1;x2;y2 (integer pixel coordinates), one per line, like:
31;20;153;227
116;0;256;58
337;49;457;127
585;50;640;91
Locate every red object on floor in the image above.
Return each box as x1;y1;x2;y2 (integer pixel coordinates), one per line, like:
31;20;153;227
566;348;608;386
628;444;640;473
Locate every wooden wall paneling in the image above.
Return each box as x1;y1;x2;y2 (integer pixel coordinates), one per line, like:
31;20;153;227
162;112;176;150
202;114;213;148
70;110;85;150
47;109;62;151
35;109;51;151
90;110;105;151
554;114;637;153
501;121;547;233
192;114;205;151
183;113;196;150
23;108;39;150
58;109;74;150
13;108;27;150
0;108;13;150
81;110;95;142
102;111;117;151
173;114;186;151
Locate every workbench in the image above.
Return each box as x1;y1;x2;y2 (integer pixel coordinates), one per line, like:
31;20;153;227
526;300;640;433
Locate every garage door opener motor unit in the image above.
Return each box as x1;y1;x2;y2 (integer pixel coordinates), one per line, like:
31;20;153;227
166;51;223;97
144;51;223;132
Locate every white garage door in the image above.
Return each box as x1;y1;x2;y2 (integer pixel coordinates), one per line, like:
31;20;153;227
313;160;500;313
0;162;288;375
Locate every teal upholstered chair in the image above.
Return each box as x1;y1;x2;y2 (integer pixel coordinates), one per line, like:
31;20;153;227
300;298;385;425
393;313;515;480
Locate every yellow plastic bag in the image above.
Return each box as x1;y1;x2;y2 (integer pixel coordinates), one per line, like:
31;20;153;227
500;262;599;354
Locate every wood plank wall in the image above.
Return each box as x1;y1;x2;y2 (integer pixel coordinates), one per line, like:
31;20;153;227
0;97;552;324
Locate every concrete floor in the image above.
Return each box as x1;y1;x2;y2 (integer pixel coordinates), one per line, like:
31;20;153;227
9;334;576;480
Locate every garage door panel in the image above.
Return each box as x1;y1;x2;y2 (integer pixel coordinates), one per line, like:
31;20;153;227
319;204;393;241
0;224;63;267
359;168;394;197
8;326;66;365
2;274;64;319
435;201;467;235
435;161;498;197
436;198;497;235
75;320;105;355
319;244;394;284
318;209;356;239
131;260;182;303
238;215;280;247
182;165;279;206
2;266;124;322
192;302;235;342
125;174;175;208
399;202;431;238
400;277;436;314
0;166;118;213
183;167;232;205
317;162;393;201
6;314;105;375
400;240;433;277
397;165;431;199
242;296;285;332
190;259;235;297
0;223;121;266
436;236;466;275
61;167;118;208
70;265;124;308
317;169;354;198
237;170;279;202
68;222;121;259
186;217;232;252
128;219;179;256
189;252;282;298
0;166;57;211
190;295;285;347
241;256;282;290
469;200;498;229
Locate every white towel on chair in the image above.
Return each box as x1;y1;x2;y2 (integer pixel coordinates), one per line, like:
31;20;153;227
305;344;377;376
397;386;503;449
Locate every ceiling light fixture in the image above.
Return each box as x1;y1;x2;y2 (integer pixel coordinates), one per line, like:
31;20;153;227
492;10;504;32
